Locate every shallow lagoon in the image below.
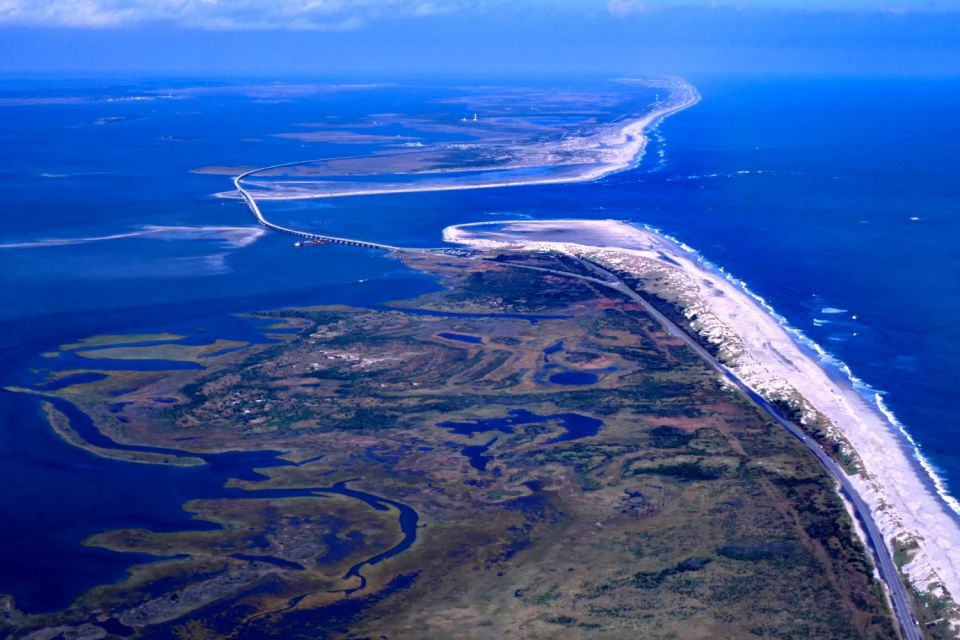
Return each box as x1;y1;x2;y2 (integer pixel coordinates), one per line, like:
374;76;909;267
436;331;483;344
438;408;604;444
547;371;598;385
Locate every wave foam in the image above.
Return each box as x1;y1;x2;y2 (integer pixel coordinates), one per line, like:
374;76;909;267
876;393;960;516
642;222;960;518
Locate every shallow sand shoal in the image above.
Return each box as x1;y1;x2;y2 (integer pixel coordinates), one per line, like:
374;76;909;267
444;218;960;606
220;80;701;202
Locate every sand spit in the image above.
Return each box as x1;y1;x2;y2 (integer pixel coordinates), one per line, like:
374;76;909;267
445;218;960;616
0;225;265;250
221;79;701;202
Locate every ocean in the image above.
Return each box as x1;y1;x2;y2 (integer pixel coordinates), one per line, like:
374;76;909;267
0;75;957;611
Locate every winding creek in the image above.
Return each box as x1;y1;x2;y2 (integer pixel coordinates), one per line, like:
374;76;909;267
4;380;421;612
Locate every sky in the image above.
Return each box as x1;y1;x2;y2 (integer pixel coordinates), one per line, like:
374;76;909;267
0;0;958;77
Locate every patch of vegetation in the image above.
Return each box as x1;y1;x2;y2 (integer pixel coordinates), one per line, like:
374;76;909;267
648;425;697;449
718;543;795;562
628;458;730;482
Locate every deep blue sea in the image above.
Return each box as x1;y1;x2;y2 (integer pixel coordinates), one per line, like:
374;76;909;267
1;75;957;612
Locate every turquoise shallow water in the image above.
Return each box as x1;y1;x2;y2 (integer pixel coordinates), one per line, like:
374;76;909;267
0;75;957;611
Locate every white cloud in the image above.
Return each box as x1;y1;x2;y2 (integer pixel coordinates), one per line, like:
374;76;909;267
0;0;954;29
0;0;453;30
604;0;956;14
607;0;646;17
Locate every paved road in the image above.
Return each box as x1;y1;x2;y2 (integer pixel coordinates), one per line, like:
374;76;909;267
234;173;919;640
581;259;921;640
233;170;415;253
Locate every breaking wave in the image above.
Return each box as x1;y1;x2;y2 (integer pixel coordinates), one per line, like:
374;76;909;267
640;222;960;518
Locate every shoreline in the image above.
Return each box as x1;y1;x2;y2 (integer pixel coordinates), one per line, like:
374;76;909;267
442;218;960;619
654;225;960;521
220;72;958;624
224;78;701;203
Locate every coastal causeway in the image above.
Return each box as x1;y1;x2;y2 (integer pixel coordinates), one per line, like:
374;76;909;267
3;76;956;639
222;75;958;637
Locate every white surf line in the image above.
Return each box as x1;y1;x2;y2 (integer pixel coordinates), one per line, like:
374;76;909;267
589;258;923;640
231;76;929;632
444;219;928;638
649;223;960;522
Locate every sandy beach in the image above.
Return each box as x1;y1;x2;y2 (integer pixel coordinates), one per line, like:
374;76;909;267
221;79;701;202
444;218;960;616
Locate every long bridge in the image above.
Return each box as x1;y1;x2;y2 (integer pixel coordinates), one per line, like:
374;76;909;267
233;167;416;253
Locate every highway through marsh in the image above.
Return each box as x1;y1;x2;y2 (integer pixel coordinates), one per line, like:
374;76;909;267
590;261;922;640
233;169;921;640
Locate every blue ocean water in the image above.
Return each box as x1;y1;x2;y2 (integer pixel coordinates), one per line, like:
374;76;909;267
628;76;960;508
1;75;958;612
